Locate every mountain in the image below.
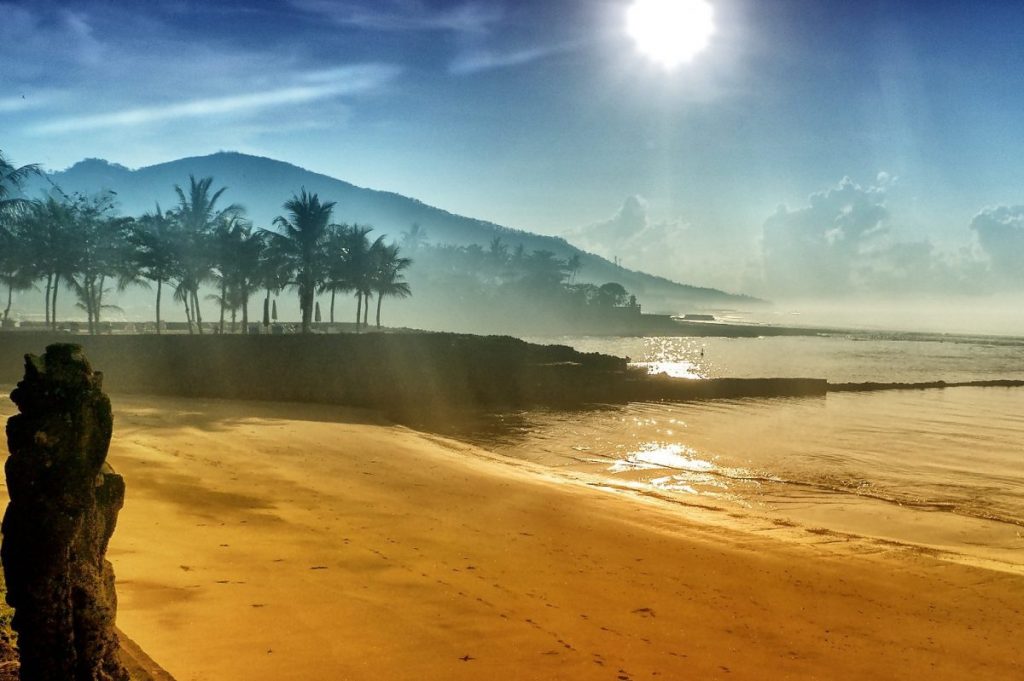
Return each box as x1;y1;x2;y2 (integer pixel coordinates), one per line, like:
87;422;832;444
26;151;760;313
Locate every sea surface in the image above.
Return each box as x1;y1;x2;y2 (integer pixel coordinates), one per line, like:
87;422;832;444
472;332;1024;571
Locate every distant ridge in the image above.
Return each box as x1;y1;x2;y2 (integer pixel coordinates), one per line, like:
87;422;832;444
27;151;761;310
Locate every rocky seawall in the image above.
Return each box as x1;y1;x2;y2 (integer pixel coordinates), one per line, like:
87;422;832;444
0;333;827;418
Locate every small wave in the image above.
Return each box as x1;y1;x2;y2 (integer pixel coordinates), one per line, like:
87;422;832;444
611;455;1024;530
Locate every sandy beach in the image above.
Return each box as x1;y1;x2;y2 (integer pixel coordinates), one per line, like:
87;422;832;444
3;392;1022;680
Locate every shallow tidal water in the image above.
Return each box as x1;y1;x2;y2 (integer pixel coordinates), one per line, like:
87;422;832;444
473;333;1024;569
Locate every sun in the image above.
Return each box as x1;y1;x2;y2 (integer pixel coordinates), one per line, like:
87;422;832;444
626;0;715;69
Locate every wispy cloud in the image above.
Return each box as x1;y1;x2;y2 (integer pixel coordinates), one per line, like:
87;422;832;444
449;42;575;75
292;0;502;34
26;65;400;135
0;3;106;77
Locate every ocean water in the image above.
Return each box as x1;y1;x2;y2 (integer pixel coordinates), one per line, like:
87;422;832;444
475;332;1024;570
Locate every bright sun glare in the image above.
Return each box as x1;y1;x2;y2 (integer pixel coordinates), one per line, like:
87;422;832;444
626;0;715;69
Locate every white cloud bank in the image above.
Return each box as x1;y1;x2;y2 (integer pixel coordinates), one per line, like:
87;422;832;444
568;175;1022;300
970;205;1024;287
756;176;1009;298
565;195;750;291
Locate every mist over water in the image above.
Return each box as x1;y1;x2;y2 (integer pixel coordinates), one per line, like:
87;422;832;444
499;330;1024;568
747;296;1024;338
531;333;1024;384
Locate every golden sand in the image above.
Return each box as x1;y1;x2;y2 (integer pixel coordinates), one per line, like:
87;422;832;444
4;394;1023;680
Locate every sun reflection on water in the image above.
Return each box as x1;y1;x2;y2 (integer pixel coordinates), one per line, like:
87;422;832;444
608;442;715;473
634;360;703;379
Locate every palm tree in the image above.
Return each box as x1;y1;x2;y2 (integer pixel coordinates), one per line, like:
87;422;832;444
66;194;135;335
173;175;242;334
342;225;375;330
359;235;388;327
0;151;39;219
257;236;292;330
320;224;355;324
487;236;509;266
0;152;40;327
171;217;215;334
21;195;77;328
270;189;335;334
0;222;34;326
371;242;412;328
131;205;179;333
566;253;582;283
212;216;264;333
399;223;428;254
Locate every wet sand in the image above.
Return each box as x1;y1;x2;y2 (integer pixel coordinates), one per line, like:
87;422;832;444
4;393;1023;680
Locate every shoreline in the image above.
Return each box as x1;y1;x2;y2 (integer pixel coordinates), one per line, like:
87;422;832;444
2;391;1019;680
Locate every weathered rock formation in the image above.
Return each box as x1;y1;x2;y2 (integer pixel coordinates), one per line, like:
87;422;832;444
1;344;128;681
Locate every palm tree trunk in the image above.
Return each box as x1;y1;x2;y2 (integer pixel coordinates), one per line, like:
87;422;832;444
330;289;336;324
51;276;60;330
86;280;94;336
231;308;237;333
183;294;193;334
363;292;370;326
376;292;383;328
241;287;249;333
44;273;52;326
4;283;12;323
97;274;106;330
90;279;97;335
219;278;226;334
304;289;313;333
155;279;162;334
193;288;204;334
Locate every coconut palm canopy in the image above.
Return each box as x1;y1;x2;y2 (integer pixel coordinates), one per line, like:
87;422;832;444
0;163;419;334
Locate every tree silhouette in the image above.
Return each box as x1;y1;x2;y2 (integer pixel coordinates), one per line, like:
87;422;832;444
320;224;356;324
64;192;135;334
257;236;291;329
173;175;241;333
371;241;412;328
20;196;77;329
0;224;34;325
211;214;263;333
597;282;628;307
270;189;335;334
338;225;374;330
0;152;41;327
400;222;428;254
130;205;179;333
0;151;39;219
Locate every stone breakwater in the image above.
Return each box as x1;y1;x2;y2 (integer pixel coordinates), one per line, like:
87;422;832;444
0;333;829;418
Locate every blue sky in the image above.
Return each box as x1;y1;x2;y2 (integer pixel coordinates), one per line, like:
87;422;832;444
4;0;1024;294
